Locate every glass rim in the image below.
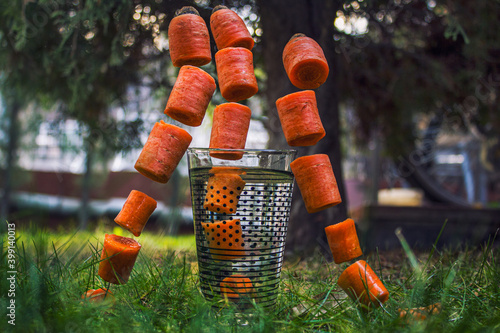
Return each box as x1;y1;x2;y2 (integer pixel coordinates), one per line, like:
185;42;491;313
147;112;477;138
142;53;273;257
188;147;297;154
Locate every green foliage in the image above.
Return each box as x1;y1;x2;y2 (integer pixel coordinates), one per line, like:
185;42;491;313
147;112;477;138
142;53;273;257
1;225;499;332
336;0;500;157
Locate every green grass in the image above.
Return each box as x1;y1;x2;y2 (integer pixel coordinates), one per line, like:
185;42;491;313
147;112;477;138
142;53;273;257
1;224;499;332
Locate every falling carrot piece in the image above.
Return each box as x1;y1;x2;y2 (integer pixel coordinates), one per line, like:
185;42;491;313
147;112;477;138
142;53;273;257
202;219;246;260
98;234;141;285
164;65;216;126
209;103;251;160
290;154;341;213
220;274;254;299
275;90;325;146
325;218;363;264
168;6;211;67
204;168;246;214
134;120;192;184
114;190;157;237
337;260;389;308
398;302;442;321
81;288;115;303
210;5;254;50
283;33;329;89
215;47;258;102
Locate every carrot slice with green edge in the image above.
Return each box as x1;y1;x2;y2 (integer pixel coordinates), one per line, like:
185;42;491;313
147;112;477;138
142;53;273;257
210;166;247;175
215;47;258;102
204;170;246;214
337;260;389;308
220;274;254;299
290;154;341;213
98;234;141;285
202;219;246;260
168;6;211;67
210;5;254;50
134;121;192;184
398;303;442;321
164;65;216;126
209;103;251;160
114;190;157;237
81;288;115;303
283;33;329;89
325;218;363;264
275;90;325;146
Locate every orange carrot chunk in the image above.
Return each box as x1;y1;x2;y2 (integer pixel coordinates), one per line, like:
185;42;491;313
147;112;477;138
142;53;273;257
202;219;246;260
283;33;329;89
210;6;254;50
164;65;216;127
209;103;251;160
275;90;325;146
398;302;442;321
220;274;254;299
290;154;341;213
114;190;157;237
81;288;115;303
204;169;246;214
168;6;211;67
134;121;192;184
337;260;389;308
215;47;258;102
98;234;141;285
325;218;363;264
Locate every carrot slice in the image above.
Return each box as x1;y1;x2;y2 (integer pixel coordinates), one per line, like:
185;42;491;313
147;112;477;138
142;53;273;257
202;219;246;260
114;190;157;237
204;169;246;214
290;154;341;213
209;166;247;175
81;288;115;303
325;218;363;264
275;90;325;146
134;121;192;184
398;303;442;321
215;47;258;102
337;260;389;308
98;234;141;285
210;6;254;50
283;33;329;89
209;102;251;160
168;6;211;67
164;65;216;126
220;274;254;299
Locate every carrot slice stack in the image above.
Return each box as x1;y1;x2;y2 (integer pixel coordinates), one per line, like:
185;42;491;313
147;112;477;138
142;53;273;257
134;121;192;184
220;274;254;299
164;65;216;126
209;102;251;160
325;218;363;264
168;6;211;67
215;47;258;102
337;260;389;308
283;33;329;89
98;234;141;285
202;219;245;260
114;190;157;237
81;288;115;303
204;167;246;214
210;5;254;50
275;90;325;146
290;154;341;213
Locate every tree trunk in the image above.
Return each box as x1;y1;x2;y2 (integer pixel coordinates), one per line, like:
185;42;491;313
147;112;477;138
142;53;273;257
79;136;94;230
1;101;21;227
257;0;347;257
